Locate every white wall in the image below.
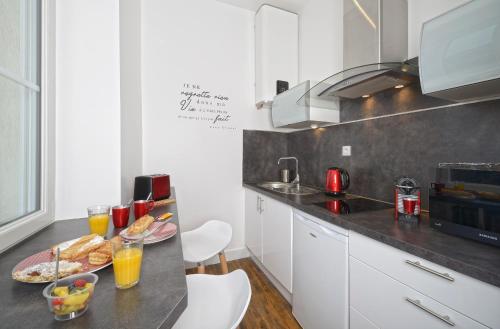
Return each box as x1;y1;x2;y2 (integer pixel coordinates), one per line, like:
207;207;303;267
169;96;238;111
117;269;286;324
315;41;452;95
119;0;143;204
142;0;270;257
55;0;121;219
298;0;343;82
408;0;470;58
217;0;308;13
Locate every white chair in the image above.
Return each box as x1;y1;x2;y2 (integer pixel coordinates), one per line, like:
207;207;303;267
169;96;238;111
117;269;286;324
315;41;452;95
181;220;232;274
173;269;252;329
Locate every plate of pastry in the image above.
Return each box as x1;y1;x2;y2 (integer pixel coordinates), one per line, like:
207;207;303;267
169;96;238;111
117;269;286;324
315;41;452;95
12;234;115;283
120;213;177;244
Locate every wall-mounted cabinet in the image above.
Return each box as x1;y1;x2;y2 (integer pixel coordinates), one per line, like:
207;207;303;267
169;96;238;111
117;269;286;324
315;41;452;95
255;5;298;108
419;0;500;101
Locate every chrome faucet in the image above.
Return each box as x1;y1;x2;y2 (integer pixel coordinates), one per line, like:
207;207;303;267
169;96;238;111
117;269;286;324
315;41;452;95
278;157;300;185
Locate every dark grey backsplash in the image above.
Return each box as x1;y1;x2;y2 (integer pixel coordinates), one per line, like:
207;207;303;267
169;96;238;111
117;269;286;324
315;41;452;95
243;88;500;209
243;130;288;183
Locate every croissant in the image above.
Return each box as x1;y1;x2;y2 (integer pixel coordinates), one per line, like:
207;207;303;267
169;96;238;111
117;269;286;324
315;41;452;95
88;240;112;265
55;234;105;261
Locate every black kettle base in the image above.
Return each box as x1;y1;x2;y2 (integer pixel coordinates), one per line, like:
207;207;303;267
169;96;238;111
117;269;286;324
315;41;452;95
325;191;345;197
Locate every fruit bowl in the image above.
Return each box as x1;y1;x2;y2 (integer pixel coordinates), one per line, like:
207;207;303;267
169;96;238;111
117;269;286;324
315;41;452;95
42;272;98;321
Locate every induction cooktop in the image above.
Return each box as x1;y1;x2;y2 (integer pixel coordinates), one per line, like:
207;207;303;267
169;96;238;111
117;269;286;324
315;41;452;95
314;197;392;215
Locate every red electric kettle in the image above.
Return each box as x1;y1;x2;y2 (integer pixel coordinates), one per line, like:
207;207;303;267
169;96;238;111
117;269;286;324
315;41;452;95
325;167;350;196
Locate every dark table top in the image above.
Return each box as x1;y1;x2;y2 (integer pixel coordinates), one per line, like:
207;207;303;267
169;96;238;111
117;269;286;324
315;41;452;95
244;183;500;288
0;189;187;329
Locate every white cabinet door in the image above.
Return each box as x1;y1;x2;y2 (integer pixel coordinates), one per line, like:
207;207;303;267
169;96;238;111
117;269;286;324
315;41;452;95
245;189;262;262
262;195;293;292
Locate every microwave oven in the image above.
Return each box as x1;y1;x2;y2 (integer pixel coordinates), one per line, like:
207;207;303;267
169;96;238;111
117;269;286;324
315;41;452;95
429;163;500;247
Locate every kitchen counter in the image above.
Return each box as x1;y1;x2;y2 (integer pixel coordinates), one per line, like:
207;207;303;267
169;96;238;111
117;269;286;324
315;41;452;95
244;183;500;288
0;188;186;328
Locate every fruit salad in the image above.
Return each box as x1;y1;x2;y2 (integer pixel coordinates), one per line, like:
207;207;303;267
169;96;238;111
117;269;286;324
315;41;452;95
50;278;94;316
43;273;98;321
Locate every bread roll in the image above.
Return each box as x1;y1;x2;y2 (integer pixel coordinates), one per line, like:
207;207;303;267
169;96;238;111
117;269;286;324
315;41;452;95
127;214;154;235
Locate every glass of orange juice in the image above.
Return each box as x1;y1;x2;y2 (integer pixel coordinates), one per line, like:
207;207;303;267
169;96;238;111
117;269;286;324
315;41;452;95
112;238;144;289
87;205;110;237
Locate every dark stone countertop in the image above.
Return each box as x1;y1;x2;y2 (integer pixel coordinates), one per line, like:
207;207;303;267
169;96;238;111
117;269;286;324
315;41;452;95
244;183;500;289
0;188;186;329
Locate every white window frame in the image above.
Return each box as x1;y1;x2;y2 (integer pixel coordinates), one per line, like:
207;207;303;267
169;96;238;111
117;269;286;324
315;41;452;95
0;0;55;253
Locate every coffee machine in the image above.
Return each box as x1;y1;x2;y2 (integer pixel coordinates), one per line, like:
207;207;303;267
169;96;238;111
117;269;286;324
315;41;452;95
394;177;421;220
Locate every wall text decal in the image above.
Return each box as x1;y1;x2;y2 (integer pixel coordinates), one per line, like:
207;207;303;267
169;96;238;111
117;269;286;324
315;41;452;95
178;82;235;130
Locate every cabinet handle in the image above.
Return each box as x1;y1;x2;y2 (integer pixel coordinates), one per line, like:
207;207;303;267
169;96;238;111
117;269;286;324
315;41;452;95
405;298;455;326
256;196;260;212
405;260;455;282
260;198;264;214
309;233;317;238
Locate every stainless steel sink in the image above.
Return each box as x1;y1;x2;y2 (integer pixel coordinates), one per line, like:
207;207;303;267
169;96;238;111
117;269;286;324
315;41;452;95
258;182;293;189
257;182;320;195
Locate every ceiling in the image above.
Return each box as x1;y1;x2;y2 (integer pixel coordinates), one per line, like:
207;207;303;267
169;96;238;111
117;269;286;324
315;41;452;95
216;0;310;13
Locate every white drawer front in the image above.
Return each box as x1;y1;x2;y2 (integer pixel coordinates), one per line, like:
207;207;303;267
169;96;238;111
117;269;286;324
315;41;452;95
350;231;500;328
350;307;379;329
350;257;489;329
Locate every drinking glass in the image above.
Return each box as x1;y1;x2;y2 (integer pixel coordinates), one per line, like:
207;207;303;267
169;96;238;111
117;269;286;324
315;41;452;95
112;238;144;289
87;205;110;236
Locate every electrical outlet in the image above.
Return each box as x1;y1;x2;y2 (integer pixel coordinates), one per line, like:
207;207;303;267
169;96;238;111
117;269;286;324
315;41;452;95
342;145;351;156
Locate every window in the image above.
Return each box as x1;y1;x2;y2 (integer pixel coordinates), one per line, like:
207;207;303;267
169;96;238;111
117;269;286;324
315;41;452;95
0;0;54;252
0;0;40;226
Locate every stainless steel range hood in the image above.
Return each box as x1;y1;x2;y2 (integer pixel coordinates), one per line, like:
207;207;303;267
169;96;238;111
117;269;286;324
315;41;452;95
298;0;417;110
297;61;419;110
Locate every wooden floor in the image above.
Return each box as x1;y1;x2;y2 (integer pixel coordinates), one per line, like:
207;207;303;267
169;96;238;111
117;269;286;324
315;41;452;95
186;257;302;329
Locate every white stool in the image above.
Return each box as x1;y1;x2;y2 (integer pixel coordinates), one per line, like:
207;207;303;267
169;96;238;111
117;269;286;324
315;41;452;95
181;220;232;274
173;269;252;329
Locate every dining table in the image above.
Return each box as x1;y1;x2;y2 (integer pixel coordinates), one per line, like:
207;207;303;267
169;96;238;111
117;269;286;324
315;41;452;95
0;187;187;329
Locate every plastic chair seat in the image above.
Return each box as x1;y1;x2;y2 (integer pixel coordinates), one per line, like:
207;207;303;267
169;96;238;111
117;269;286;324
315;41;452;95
181;220;232;264
173;269;252;329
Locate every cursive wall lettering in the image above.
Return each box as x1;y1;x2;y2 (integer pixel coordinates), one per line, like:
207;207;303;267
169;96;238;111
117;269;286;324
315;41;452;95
177;82;234;130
